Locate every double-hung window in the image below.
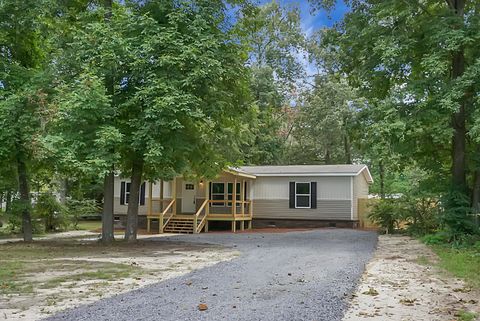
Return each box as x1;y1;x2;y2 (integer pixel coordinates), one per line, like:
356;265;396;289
295;182;311;208
124;182;131;204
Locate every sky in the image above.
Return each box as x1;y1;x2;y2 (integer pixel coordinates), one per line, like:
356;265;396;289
260;0;350;36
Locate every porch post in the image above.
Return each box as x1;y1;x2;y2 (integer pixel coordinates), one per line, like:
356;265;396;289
241;179;245;217
233;178;237;217
204;180;209;216
147;181;153;233
148;182;153;214
159;179;164;212
172;177;177;215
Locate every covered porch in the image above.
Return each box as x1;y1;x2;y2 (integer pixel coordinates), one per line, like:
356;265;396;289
146;169;256;234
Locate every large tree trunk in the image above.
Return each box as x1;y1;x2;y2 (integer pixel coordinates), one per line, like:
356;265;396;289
449;0;467;191
101;170;115;243
124;159;144;243
16;155;33;242
100;0;116;244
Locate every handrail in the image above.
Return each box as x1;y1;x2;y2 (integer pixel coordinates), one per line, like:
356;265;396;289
162;199;176;227
194;199;209;234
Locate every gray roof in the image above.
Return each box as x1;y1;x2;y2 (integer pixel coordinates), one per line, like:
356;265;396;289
237;164;372;182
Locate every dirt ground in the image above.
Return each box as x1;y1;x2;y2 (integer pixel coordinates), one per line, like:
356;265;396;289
343;235;480;321
0;235;239;321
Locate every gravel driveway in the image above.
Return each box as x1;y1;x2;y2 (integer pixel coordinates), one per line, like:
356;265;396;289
46;229;377;321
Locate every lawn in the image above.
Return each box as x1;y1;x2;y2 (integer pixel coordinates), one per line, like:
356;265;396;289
431;245;480;289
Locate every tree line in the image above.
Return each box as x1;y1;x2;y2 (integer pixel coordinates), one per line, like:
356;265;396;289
1;0;479;242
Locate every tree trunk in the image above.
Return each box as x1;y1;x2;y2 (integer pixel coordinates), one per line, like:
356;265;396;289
101;169;115;243
16;155;33;242
379;161;385;199
325;148;331;164
125;159;144;243
5;190;11;213
449;0;467;191
100;0;116;244
343;133;351;164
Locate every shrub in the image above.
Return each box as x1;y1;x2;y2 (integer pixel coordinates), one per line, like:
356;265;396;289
368;199;404;234
34;193;70;232
440;190;478;242
402;195;439;236
66;199;100;229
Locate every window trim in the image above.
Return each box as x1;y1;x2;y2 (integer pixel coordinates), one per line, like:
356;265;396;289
124;182;131;205
295;182;311;209
211;182;226;207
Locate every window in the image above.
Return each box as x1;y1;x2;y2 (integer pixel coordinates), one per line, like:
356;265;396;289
211;182;225;206
125;182;131;204
185;183;194;190
295;182;311;208
227;182;241;207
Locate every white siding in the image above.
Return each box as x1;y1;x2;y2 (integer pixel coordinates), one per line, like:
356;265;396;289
252;176;351;200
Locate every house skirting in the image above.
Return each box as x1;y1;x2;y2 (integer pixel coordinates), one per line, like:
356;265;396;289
252;218;359;229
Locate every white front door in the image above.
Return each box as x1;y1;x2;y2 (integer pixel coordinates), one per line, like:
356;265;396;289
181;182;196;213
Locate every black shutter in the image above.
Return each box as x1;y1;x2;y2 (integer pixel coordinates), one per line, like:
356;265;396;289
311;182;317;209
289;182;295;208
140;182;146;205
120;182;126;205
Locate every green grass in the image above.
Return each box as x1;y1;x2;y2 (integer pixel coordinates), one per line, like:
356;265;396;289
430;245;480;289
75;220;102;231
457;310;478;321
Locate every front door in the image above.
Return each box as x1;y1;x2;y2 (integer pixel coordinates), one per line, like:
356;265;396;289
181;182;196;213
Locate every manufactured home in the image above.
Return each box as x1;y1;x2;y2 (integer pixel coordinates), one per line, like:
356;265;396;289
113;164;373;233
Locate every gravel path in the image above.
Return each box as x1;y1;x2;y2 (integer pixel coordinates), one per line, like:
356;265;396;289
46;229;377;321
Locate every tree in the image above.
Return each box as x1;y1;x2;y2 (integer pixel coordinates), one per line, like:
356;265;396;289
287;74;361;165
0;0;56;241
236;1;306;164
316;1;480;204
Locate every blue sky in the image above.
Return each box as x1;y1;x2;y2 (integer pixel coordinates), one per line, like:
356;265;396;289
260;0;349;36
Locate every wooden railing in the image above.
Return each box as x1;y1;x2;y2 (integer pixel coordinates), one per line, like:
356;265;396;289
162;199;176;228
147;198;176;233
194;199;209;234
206;200;253;218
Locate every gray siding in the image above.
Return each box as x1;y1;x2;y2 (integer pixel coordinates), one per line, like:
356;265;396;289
253;199;352;220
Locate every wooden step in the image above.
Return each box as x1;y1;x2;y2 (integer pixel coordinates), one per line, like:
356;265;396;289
164;217;195;234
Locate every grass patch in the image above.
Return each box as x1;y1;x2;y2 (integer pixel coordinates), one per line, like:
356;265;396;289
75;220;102;231
430;245;480;289
456;310;478;321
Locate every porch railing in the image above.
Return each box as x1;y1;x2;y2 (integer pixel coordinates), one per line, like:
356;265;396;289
147;198;176;233
194;199;209;234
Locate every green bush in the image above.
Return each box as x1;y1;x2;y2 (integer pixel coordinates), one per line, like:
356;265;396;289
440;190;478;242
34;193;70;232
66;199;100;229
368;199;404;234
402;195;439;236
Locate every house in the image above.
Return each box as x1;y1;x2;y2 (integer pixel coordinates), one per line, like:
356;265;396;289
113;164;373;233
